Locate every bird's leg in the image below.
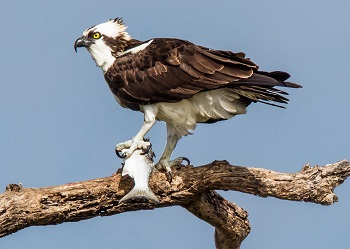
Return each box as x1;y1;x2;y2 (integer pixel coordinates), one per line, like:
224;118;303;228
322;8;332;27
115;105;157;158
155;123;189;182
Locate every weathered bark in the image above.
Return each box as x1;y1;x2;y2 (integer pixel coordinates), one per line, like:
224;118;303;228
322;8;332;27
0;160;349;249
184;191;250;249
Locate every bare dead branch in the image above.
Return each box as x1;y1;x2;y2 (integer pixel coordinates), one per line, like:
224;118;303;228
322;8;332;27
184;191;250;249
0;160;349;249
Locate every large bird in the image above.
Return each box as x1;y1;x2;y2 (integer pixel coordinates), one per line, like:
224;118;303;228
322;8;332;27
74;18;301;181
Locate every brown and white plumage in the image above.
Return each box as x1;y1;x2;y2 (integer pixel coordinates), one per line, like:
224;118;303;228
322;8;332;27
75;18;301;180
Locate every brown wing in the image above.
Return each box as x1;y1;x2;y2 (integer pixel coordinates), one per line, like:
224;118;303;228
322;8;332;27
104;38;300;111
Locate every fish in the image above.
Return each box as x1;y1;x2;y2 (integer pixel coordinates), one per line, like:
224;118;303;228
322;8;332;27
118;141;159;204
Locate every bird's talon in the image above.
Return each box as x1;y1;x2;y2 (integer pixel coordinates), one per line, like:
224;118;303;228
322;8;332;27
182;157;190;165
140;144;152;155
115;149;127;159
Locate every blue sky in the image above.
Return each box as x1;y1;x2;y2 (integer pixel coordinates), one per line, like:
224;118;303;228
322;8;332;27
1;1;349;248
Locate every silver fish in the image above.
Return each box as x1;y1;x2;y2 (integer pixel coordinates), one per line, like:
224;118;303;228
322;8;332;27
119;142;159;204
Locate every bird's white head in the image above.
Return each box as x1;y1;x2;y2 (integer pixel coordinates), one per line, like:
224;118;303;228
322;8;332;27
74;18;131;72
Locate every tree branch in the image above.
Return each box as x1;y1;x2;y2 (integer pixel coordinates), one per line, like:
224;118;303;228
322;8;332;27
184;191;250;249
1;160;349;249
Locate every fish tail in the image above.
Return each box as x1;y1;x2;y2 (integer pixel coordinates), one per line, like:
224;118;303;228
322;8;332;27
119;187;159;204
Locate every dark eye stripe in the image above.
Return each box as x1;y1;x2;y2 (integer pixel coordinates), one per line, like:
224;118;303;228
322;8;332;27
87;31;94;38
87;28;97;38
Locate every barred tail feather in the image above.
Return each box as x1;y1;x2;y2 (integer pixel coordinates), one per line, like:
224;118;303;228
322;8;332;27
119;187;159;204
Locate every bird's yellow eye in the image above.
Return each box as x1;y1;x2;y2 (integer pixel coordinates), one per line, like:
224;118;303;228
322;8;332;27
93;32;101;39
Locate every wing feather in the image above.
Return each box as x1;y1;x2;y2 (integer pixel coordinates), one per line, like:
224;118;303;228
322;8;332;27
188;52;223;73
104;38;300;111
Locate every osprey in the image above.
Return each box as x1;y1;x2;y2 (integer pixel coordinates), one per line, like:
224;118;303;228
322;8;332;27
74;18;301;181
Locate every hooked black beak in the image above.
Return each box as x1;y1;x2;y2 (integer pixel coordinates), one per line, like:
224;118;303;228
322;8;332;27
74;37;93;53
